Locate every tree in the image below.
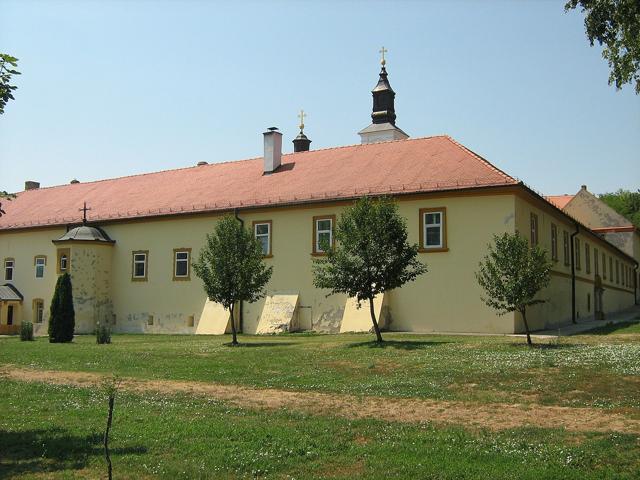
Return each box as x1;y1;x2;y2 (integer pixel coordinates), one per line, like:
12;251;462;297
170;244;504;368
312;197;427;343
0;53;20;114
49;273;75;343
565;0;640;94
192;215;272;345
476;233;552;346
599;188;640;228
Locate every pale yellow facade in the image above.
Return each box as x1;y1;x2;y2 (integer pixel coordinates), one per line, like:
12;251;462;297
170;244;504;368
1;187;636;336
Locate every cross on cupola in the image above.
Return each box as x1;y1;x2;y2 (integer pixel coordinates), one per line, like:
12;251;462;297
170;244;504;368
79;202;91;224
293;109;312;152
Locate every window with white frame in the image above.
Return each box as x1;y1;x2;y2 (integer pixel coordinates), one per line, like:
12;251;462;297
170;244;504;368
421;209;446;249
35;256;46;278
254;221;272;256
314;216;334;253
132;251;148;280
33;299;44;323
173;249;190;279
4;258;14;281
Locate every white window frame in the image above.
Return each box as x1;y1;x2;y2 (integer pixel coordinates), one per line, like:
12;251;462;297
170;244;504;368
174;250;190;279
59;254;68;272
315;217;333;253
423;211;443;249
4;259;14;281
133;252;148;280
35;257;46;279
254;222;271;256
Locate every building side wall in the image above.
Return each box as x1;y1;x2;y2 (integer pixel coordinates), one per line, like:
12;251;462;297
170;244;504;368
0;227;65;335
515;195;635;331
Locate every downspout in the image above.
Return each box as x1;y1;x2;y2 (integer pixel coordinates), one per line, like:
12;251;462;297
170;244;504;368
234;208;244;333
634;261;638;305
570;222;579;324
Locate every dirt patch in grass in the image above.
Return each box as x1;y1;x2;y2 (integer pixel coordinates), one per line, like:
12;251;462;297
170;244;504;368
2;366;640;435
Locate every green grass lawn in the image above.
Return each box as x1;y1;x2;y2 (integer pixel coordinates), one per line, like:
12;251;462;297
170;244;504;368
1;331;639;408
1;379;638;480
1;329;639;478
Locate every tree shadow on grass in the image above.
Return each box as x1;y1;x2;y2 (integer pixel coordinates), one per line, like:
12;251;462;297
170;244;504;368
506;342;582;350
0;428;146;479
223;342;299;348
577;321;640;335
346;339;452;350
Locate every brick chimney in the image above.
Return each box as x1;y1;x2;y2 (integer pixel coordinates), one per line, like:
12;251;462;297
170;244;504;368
25;181;40;191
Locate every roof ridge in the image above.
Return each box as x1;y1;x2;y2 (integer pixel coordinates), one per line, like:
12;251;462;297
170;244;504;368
15;135;449;194
443;136;517;183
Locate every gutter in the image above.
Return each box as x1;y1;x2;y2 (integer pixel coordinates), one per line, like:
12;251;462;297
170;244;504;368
570;222;580;324
634;262;639;306
234;208;244;333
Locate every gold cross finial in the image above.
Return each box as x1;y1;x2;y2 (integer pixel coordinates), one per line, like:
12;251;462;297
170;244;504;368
379;46;387;66
298;109;306;131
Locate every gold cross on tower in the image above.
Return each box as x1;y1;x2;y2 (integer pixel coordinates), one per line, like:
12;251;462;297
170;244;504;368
298;109;306;131
79;202;91;224
379;46;387;66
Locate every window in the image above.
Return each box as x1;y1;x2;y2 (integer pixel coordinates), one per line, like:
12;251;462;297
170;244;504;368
594;248;599;276
33;299;44;323
550;224;558;261
585;243;591;274
4;258;14;281
530;213;539;246
609;257;613;282
253;221;272;257
574;238;581;270
602;252;607;279
563;231;570;266
419;208;448;251
313;215;335;254
132;251;148;281
56;248;70;274
615;260;619;284
35;256;46;278
173;248;191;280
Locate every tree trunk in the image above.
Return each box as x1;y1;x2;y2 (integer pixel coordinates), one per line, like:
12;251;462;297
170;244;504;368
369;297;383;343
521;308;533;347
104;395;114;480
229;303;238;345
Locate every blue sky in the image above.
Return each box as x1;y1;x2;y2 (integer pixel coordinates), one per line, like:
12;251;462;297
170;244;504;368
1;0;638;196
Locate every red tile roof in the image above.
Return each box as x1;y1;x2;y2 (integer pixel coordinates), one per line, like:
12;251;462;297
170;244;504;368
546;195;575;210
0;135;518;230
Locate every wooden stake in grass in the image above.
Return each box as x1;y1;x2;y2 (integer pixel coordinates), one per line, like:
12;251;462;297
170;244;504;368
102;376;120;480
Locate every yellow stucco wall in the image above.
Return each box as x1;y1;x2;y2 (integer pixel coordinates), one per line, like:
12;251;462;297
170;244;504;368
514;194;636;331
1;189;635;336
0;227;65;335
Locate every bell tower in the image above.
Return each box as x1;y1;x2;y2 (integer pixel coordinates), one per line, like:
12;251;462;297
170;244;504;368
358;47;409;144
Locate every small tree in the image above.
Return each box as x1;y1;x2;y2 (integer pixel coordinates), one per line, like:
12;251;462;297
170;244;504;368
476;232;552;346
102;376;120;480
192;215;273;345
313;197;427;343
49;273;75;343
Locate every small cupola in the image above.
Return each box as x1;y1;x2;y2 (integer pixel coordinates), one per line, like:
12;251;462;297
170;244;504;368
358;47;409;144
292;109;312;152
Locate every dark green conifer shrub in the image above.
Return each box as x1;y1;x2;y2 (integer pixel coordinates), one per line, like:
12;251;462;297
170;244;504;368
49;273;75;343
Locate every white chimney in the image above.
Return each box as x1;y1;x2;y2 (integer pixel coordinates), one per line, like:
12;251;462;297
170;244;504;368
263;127;282;174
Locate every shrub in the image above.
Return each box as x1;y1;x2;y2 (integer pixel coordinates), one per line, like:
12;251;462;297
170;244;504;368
49;272;75;343
20;321;34;341
96;322;111;345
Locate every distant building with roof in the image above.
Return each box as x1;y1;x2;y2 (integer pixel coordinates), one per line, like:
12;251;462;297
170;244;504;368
1;54;637;336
